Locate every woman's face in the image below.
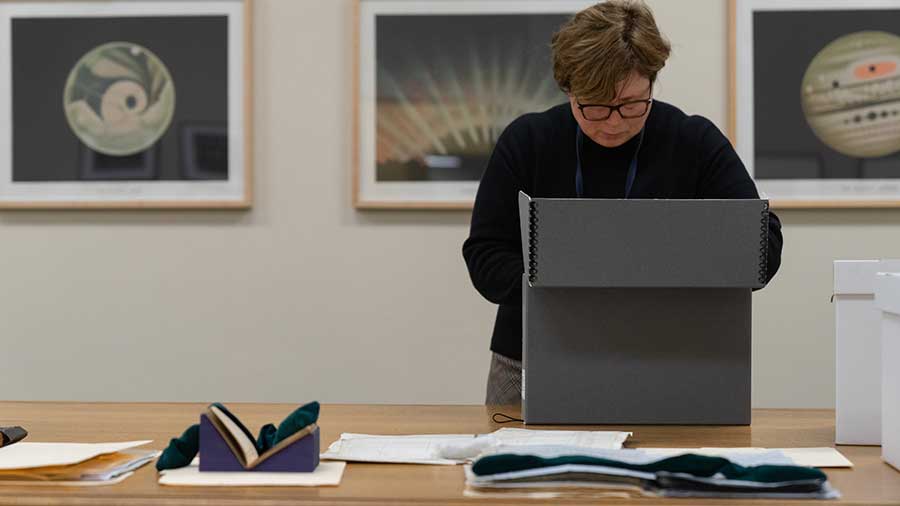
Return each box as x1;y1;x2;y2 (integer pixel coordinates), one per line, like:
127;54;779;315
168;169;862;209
569;70;653;148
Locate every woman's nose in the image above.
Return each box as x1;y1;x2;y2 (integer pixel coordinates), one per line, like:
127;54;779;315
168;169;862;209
605;111;624;126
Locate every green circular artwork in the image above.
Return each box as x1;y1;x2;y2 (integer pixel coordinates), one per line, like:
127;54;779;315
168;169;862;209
63;42;175;156
801;31;900;159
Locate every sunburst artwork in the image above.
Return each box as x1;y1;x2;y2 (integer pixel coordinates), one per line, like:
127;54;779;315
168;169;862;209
374;14;567;183
356;1;591;208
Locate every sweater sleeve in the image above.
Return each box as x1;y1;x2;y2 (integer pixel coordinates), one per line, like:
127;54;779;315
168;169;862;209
692;117;783;285
462;121;530;306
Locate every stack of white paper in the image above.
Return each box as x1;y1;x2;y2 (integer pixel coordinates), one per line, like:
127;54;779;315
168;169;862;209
0;441;152;470
321;433;480;465
492;428;632;448
320;428;632;465
0;441;155;486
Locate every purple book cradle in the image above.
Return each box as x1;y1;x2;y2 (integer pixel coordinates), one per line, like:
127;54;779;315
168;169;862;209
198;414;320;472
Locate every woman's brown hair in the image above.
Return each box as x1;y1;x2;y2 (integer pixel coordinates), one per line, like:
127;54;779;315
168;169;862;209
551;0;671;103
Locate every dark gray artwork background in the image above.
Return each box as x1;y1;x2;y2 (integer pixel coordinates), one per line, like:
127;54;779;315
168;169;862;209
375;13;569;182
753;10;900;180
12;16;228;181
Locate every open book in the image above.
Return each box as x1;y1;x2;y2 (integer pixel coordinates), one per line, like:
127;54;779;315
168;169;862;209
205;404;317;470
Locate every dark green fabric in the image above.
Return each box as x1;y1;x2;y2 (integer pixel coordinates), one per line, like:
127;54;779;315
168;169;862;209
255;401;320;451
155;401;320;471
471;453;827;484
272;401;320;447
256;423;278;453
155;424;199;471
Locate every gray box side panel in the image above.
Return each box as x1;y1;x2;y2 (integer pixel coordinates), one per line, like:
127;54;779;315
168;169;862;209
532;199;765;288
518;192;532;277
522;274;529;407
523;286;751;425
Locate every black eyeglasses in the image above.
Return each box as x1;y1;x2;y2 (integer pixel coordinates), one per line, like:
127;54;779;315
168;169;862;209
576;97;653;121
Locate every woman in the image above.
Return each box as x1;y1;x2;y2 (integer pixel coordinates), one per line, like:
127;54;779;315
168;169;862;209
462;0;783;405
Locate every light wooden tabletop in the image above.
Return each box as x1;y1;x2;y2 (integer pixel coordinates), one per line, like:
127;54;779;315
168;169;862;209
0;402;897;505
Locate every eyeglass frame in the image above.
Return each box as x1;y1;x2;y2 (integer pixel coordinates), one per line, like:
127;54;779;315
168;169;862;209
575;92;654;122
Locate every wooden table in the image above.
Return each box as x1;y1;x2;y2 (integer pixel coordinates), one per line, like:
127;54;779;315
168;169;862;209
0;402;898;505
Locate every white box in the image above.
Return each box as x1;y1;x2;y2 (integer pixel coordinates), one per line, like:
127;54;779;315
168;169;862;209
875;272;900;471
834;260;900;445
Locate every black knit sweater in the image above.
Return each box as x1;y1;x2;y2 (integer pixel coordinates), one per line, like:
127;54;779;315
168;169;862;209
462;100;783;361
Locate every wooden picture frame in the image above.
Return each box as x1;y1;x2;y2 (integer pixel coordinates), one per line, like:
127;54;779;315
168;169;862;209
353;0;590;210
730;0;900;208
0;0;253;209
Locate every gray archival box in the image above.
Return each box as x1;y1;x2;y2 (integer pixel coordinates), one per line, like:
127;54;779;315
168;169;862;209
518;192;769;425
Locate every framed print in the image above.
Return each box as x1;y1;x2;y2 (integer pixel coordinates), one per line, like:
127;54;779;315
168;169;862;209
732;0;900;208
0;0;252;209
354;0;591;209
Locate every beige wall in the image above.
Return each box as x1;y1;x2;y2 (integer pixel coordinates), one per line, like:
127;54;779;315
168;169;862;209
2;0;895;407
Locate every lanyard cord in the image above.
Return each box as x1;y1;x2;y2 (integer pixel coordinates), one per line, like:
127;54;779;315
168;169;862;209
575;127;645;199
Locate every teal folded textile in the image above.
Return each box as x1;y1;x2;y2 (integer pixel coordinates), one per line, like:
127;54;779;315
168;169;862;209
156;401;320;471
256;401;320;451
156;424;199;471
471;453;827;484
256;423;278;453
273;401;320;447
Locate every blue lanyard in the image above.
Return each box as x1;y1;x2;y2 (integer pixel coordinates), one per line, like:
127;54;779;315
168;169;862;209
575;127;644;199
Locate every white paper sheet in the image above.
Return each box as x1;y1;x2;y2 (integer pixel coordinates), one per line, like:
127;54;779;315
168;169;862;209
776;447;853;468
320;429;631;465
158;460;346;487
0;441;152;470
321;433;477;465
639;447;853;468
